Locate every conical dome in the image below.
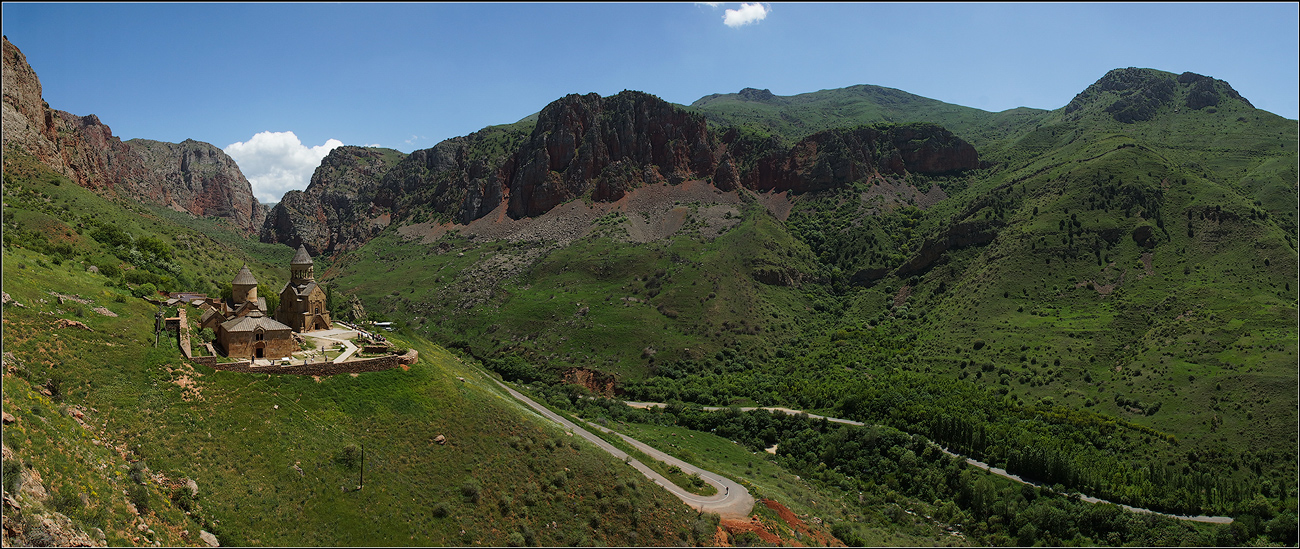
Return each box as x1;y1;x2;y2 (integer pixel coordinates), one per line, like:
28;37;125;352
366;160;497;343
291;244;314;266
231;264;258;286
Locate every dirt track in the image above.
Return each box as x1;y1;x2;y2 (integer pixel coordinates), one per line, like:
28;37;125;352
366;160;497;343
491;379;755;519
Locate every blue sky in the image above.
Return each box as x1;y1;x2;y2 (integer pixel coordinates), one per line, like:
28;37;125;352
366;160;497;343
4;2;1297;203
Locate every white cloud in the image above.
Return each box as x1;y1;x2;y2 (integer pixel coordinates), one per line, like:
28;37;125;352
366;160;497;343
723;3;769;27
697;2;722;7
224;131;343;204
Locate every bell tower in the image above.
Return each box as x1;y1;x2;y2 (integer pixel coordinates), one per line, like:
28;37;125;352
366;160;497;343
290;244;314;283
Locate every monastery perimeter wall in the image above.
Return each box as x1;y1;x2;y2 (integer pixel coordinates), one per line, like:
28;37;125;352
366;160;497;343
178;308;192;359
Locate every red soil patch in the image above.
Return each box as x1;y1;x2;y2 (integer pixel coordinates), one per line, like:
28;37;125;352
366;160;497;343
763;499;844;547
718;516;783;547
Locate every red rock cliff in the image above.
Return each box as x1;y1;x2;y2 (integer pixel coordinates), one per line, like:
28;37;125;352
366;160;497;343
2;37;265;235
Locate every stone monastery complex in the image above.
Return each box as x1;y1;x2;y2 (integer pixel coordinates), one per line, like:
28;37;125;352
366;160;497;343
197;244;331;360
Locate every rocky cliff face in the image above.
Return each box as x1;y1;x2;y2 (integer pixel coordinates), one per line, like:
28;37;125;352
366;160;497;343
125;139;266;232
743;123;979;193
260;89;980;254
504;91;718;217
261;145;406;254
2;37;67;174
2;37;264;235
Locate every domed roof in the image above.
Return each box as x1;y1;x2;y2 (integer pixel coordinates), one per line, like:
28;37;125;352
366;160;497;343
291;244;314;266
231;264;258;286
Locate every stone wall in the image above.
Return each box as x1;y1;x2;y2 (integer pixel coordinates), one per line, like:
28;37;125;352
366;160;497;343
191;355;220;368
177;308;192;359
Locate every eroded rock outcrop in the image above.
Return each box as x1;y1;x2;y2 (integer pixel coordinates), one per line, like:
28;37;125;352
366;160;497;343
260;90;979;253
505;91;717;217
2;36;64;173
126;139;265;233
261;145;406;253
745;123;978;193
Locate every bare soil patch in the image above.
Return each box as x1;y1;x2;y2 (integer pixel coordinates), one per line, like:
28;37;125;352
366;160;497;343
719;516;783;546
397;180;760;247
892;284;913;309
860;175;949;214
752;190;796;221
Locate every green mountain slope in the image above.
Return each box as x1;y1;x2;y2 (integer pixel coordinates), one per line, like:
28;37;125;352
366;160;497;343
315;68;1295;545
689;85;1050;155
1;159;719;547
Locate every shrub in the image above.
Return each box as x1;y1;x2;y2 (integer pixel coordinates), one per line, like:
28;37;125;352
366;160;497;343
132;283;157;299
692;513;720;542
2;461;21;493
100;260;123;278
127;483;150;514
50;489;83;515
431;502;450;518
461;479;482;503
337;444;361;470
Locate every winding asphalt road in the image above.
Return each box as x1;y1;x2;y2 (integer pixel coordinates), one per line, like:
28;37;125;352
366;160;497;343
491;379;754;519
623;401;1233;525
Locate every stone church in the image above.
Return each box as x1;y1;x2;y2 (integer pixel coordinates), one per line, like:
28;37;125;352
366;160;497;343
276;244;331;332
200;264;296;360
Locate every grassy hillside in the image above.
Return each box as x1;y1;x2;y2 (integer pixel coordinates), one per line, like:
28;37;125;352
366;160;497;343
688;85;1049;155
329;200;827;381
2;160;722;547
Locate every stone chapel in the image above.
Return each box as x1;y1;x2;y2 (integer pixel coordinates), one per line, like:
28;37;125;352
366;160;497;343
276;244;332;332
200;264;296;360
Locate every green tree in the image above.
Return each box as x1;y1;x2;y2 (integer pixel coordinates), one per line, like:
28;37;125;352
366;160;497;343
259;283;279;312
